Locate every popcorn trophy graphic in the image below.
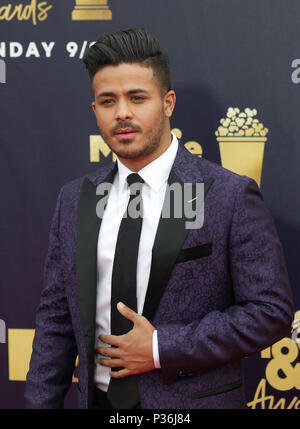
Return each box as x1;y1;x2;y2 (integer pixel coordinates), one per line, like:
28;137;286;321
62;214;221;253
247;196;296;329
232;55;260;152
215;107;268;187
72;0;112;21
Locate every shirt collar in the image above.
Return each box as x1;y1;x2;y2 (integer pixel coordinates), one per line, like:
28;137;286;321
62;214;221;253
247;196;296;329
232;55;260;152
116;132;178;193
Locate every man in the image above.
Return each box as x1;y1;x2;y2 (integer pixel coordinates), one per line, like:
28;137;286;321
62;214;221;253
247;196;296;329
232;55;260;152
25;28;294;409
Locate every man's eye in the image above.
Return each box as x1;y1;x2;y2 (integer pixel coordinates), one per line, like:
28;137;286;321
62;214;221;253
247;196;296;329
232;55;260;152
101;99;114;105
131;96;145;102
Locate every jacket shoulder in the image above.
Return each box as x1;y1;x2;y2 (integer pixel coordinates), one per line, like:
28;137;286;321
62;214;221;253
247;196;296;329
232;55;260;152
196;156;262;211
59;163;114;198
199;156;254;188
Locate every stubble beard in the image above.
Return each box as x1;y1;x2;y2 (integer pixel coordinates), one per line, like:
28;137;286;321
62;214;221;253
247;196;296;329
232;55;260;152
102;111;166;160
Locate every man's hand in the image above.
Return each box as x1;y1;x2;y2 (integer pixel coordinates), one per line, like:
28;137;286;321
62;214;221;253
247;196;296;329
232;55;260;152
95;302;156;378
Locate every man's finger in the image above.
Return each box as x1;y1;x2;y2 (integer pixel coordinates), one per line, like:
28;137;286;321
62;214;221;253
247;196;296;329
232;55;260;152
95;347;121;358
99;333;121;346
117;302;138;323
110;368;131;379
99;358;124;368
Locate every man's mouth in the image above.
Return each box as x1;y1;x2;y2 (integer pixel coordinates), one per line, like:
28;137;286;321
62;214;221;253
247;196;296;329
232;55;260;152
114;128;138;140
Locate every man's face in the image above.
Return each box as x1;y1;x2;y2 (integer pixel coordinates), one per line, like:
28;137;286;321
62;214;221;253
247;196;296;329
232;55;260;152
92;63;175;166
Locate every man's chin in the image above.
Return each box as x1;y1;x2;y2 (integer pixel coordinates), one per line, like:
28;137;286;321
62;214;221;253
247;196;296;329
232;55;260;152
114;148;148;160
106;140;148;160
105;134;159;160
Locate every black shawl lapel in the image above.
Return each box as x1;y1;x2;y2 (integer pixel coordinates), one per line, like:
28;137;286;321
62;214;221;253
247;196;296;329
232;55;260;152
142;143;214;322
76;164;117;366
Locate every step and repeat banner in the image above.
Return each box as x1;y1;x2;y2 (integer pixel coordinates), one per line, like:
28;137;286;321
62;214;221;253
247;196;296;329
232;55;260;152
0;0;299;409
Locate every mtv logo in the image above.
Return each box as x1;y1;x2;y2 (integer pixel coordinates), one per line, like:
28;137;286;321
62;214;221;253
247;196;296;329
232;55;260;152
0;59;6;83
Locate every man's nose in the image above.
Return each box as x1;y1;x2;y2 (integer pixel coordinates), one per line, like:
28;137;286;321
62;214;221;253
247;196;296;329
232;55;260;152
115;100;133;121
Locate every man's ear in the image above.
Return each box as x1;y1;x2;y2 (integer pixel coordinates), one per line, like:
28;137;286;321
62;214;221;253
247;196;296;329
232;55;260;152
164;90;176;118
92;101;96;113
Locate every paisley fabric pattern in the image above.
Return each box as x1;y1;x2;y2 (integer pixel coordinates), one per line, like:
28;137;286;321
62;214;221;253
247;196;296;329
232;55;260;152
25;142;294;409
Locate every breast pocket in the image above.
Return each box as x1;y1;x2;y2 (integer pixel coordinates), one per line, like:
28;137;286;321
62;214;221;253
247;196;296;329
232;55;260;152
175;243;213;264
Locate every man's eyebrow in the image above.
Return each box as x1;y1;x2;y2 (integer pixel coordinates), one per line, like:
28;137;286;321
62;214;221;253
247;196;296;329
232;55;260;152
127;88;150;94
96;89;150;98
96;91;115;98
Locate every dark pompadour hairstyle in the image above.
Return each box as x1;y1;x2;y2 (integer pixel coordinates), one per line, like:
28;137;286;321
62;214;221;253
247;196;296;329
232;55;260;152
83;28;172;94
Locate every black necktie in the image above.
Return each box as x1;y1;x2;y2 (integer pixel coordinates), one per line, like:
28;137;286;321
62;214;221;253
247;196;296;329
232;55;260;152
107;173;144;409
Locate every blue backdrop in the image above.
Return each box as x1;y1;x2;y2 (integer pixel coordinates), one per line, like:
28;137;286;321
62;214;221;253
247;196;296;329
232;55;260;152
0;0;299;409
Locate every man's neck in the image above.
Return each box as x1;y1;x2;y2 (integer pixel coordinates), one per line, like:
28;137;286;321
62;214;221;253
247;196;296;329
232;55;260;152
118;131;173;172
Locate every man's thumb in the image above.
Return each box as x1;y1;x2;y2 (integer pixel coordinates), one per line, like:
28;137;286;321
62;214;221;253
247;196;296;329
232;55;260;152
117;302;137;322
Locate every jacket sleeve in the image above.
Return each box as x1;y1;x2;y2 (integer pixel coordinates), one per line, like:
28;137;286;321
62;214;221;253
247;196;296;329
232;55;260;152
157;177;295;384
25;186;77;408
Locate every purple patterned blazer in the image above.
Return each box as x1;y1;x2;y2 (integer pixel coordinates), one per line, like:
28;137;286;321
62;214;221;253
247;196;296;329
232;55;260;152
25;141;294;409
